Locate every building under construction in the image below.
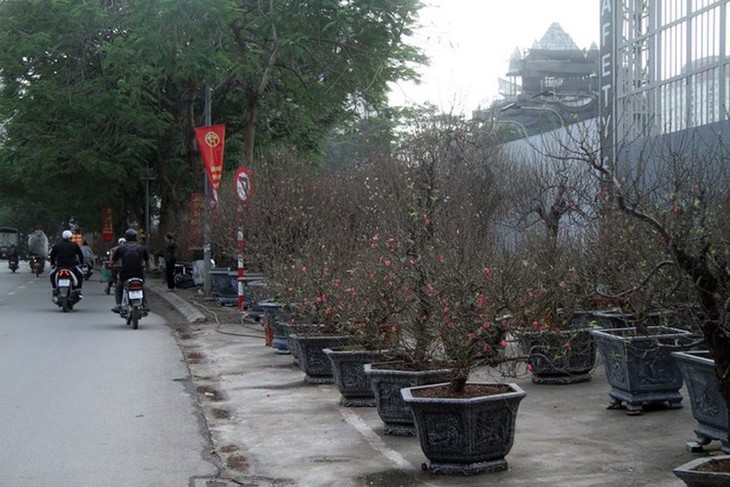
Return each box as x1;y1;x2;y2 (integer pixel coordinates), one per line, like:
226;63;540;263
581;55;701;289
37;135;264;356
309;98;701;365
477;23;600;136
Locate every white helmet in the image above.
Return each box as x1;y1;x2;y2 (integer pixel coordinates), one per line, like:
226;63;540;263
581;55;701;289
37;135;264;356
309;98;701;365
118;237;126;245
62;230;73;240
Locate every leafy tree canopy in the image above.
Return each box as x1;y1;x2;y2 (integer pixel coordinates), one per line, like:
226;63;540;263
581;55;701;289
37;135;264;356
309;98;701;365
0;0;425;234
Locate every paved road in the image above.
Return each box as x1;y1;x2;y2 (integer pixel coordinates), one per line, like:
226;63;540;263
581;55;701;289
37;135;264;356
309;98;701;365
0;263;217;486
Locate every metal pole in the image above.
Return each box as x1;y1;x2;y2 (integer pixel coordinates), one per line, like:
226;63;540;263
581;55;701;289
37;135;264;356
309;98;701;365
144;162;150;246
203;86;212;297
237;216;244;311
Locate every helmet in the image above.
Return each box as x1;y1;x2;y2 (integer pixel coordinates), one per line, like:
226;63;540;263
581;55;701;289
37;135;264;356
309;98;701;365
118;237;126;245
124;228;137;242
61;230;73;240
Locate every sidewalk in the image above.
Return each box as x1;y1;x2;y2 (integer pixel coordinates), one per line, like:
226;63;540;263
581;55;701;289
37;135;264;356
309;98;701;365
150;284;714;487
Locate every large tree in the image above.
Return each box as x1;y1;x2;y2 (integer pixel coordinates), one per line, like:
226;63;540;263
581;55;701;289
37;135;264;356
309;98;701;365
0;0;425;235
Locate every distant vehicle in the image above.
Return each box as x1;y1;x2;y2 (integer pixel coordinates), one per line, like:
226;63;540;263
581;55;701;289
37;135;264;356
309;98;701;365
0;227;20;260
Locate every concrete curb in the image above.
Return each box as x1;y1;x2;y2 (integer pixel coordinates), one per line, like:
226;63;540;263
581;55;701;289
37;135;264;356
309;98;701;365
148;283;207;323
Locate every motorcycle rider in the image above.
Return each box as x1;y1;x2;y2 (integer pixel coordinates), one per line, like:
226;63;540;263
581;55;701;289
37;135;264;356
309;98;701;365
111;229;150;313
80;240;95;267
49;230;85;300
7;244;19;271
105;237;125;293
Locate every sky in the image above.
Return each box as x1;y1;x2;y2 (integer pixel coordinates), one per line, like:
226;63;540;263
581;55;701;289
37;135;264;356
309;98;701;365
388;0;601;115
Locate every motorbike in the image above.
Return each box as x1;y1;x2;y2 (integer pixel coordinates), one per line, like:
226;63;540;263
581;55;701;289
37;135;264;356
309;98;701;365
53;267;81;312
119;277;147;329
103;260;119;295
8;254;19;273
29;255;45;277
81;259;93;281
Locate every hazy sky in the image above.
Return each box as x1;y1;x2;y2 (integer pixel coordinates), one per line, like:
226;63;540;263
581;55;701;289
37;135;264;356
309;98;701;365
388;0;601;115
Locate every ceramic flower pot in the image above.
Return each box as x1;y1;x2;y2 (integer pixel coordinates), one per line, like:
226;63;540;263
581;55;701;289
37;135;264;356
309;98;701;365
323;348;386;407
363;362;452;436
591;325;697;415
259;302;290;354
401;382;526;475
518;328;596;384
672;350;730;453
673;455;730;486
289;334;349;384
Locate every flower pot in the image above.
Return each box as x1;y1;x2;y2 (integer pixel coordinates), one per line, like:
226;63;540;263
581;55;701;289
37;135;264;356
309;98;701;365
518;328;596;384
289;334;349;384
259;302;290;354
673;455;730;486
591;326;697;415
323;348;386;407
672;350;730;453
401;382;526;475
282;323;321;366
363;362;452;436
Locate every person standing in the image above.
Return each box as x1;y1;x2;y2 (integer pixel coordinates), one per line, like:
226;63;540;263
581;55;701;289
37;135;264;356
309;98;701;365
163;233;177;291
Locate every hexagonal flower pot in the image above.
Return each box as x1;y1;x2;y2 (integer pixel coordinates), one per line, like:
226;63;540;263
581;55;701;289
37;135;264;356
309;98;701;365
672;350;730;453
323;348;386;407
518;328;596;384
401;382;526;475
289;334;349;384
363;362;452;436
673;455;730;486
591;326;697;415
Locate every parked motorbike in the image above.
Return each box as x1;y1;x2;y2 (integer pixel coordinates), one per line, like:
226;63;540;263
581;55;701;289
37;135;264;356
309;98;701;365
8;254;19;273
118;277;147;329
29;255;45;277
53;267;81;312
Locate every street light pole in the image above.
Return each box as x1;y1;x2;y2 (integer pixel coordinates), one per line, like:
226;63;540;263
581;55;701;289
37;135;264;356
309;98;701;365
202;86;212;297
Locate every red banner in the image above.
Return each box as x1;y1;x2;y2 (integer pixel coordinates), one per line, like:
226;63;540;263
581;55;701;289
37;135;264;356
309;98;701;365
102;208;114;243
188;192;204;251
195;125;225;192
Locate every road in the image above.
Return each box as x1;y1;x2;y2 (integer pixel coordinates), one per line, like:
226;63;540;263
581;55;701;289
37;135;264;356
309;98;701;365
0;262;218;486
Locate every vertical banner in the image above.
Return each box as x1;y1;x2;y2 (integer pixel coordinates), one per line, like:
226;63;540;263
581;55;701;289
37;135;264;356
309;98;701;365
194;124;226;204
102;208;114;243
599;0;617;173
188;192;205;251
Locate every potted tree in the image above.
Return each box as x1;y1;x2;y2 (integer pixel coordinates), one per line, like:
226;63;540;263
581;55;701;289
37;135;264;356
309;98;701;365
323;231;407;407
509;234;598;385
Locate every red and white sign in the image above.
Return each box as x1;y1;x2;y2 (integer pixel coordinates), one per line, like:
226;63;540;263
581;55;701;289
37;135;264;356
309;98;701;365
234;167;253;203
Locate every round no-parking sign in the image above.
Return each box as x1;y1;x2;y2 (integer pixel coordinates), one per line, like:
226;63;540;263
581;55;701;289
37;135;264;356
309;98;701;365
234;167;253;203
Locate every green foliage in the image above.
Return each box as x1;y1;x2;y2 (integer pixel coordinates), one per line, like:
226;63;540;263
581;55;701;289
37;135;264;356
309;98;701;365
0;0;425;233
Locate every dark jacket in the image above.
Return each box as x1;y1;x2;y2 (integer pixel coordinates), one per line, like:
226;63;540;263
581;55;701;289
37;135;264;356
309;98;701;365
164;240;177;261
50;240;84;268
113;243;150;281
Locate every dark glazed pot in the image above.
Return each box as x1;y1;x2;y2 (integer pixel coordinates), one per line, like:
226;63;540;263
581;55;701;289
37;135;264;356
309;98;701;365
518;328;596;384
363;362;452;436
401;382;526;475
289;334;348;384
672;350;730;453
591;326;697;415
323;348;386;407
673;455;730;487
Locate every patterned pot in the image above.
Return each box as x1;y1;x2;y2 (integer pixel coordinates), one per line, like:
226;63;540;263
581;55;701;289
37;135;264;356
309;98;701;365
591;326;697;415
401;382;526;475
672;350;730;453
518;328;596;384
289;334;349;384
363;362;452;436
323;348;386;407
